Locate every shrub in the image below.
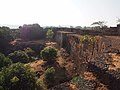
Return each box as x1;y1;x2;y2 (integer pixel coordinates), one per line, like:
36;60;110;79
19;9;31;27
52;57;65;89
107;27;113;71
8;50;29;63
46;29;54;40
80;35;96;45
24;48;35;57
44;67;55;86
36;79;47;90
0;53;12;70
40;47;57;63
72;75;97;90
0;63;37;90
24;48;36;61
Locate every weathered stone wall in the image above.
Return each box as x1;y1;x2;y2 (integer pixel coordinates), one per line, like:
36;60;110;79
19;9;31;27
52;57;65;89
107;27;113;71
55;30;120;89
67;34;106;73
55;31;75;53
55;31;120;73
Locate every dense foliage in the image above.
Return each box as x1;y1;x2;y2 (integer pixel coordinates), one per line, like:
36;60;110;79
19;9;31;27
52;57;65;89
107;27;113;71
0;63;37;90
40;47;57;63
80;35;96;45
46;29;54;39
24;48;35;56
0;27;14;53
36;79;47;90
11;29;20;39
0;53;12;70
20;24;45;40
8;50;29;63
24;48;35;61
44;67;55;86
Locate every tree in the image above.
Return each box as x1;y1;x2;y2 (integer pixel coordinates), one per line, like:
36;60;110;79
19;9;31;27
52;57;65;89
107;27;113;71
0;27;14;53
70;26;73;28
75;26;82;29
0;63;37;90
8;50;29;63
91;21;106;28
20;24;44;40
11;29;20;39
40;46;57;64
46;29;54;40
0;53;12;70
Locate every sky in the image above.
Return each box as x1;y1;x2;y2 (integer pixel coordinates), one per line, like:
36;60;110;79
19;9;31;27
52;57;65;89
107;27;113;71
0;0;120;28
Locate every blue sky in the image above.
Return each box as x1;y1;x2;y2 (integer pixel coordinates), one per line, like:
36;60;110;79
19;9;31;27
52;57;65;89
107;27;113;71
0;0;120;28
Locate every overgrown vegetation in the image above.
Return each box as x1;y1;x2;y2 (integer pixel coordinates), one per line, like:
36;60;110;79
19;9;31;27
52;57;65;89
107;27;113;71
40;47;57;64
46;29;54;40
36;79;47;90
8;50;29;63
20;24;45;40
0;53;12;70
44;67;55;87
80;35;96;45
0;27;14;53
72;75;96;90
24;48;36;61
0;63;37;90
0;23;116;90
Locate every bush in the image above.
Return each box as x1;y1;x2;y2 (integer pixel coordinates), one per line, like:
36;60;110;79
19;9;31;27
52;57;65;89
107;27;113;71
40;47;57;63
24;48;36;61
44;67;55;87
0;63;37;90
36;79;47;90
72;75;97;90
0;27;14;53
8;50;29;63
24;48;35;57
0;53;12;70
46;29;54;40
80;35;96;45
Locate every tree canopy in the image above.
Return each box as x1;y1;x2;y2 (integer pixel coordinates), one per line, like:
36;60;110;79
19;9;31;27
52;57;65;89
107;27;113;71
0;53;12;70
8;50;29;63
91;21;106;28
0;27;14;53
0;63;36;90
40;46;57;64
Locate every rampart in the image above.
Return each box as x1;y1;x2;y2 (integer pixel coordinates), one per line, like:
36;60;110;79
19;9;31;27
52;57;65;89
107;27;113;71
55;28;120;90
53;24;120;36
